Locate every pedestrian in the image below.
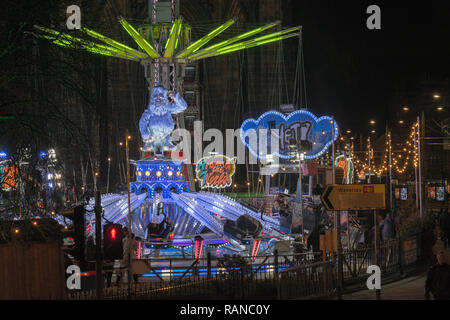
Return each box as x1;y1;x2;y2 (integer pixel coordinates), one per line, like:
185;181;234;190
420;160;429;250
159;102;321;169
425;251;450;300
122;233;139;283
394;215;402;235
86;235;96;262
440;209;450;249
307;224;322;253
379;213;395;242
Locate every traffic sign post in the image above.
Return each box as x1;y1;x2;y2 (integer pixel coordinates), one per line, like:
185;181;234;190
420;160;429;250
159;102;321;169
321;184;386;211
321;184;385;300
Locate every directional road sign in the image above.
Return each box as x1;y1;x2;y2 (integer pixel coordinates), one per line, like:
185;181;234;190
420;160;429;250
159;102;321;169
321;184;386;211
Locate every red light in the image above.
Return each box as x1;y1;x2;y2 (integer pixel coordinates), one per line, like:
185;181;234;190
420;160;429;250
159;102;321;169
261;229;264;235
169;233;174;240
110;228;117;240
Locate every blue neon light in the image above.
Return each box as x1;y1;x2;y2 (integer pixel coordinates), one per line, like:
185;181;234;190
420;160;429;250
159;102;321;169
0;152;7;159
240;110;339;160
131;160;189;199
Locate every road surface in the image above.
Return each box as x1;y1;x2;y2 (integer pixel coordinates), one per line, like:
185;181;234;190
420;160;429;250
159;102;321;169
343;273;427;300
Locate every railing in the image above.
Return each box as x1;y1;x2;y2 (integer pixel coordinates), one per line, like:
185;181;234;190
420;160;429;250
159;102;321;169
338;233;421;282
279;262;337;300
68;256;335;300
68;233;422;300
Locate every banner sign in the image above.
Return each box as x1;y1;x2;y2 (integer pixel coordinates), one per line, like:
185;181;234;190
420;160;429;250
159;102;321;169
240;110;339;160
195;155;236;189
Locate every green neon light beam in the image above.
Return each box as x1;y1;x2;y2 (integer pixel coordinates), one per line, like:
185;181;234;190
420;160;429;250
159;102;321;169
52;38;140;61
81;27;148;59
176;18;236;59
118;17;160;59
192;32;300;61
186;21;280;60
37;31;140;61
175;20;183;50
164;18;181;58
191;26;301;60
34;25;142;60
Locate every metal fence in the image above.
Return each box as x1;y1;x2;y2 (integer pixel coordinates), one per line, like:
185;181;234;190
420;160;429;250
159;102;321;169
339;233;421;283
68;233;422;300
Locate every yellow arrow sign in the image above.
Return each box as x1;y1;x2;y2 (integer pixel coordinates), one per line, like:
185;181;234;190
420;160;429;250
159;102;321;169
321;184;386;211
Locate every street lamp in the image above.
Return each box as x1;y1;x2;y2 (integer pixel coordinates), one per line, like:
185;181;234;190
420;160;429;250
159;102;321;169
125;130;131;234
106;157;111;193
433;93;441;99
288;138;312;239
402;107;409;111
369;120;376;125
436;106;444;111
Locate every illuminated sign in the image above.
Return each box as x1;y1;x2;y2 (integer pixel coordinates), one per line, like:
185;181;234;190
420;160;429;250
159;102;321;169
1;165;17;191
195;155;236;189
428;187;436;199
437;187;445;201
240;110;339;160
400;188;408;201
335;155;354;184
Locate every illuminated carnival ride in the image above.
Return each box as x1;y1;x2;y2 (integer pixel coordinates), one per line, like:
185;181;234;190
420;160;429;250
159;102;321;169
33;13;310;257
79;87;290;258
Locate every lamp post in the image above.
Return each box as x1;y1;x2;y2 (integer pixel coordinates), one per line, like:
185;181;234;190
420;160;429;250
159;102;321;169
107;157;111;193
125;131;131;233
417;117;423;220
368;136;371;184
289;139;311;242
299;152;304;239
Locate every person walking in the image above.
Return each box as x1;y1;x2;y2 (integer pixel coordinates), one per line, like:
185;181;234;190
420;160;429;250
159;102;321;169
85;235;96;262
440;209;450;249
122;233;139;284
380;213;396;242
425;251;450;300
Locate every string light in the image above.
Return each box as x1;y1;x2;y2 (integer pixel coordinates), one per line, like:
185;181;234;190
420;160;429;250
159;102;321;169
350;121;419;176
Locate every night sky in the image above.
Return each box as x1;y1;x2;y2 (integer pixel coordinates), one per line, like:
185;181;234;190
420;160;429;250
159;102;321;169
290;0;450;134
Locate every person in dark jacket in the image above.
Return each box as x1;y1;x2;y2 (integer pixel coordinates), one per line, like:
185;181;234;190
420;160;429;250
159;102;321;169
439;209;450;249
86;235;96;262
307;224;323;253
425;251;450;300
379;213;395;242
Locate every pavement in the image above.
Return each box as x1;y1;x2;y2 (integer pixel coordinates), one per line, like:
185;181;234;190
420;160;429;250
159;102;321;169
343;272;427;300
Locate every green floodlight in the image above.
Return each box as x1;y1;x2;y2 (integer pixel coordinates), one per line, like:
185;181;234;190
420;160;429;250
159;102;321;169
186;21;280;60
176;18;236;59
118;17;160;59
